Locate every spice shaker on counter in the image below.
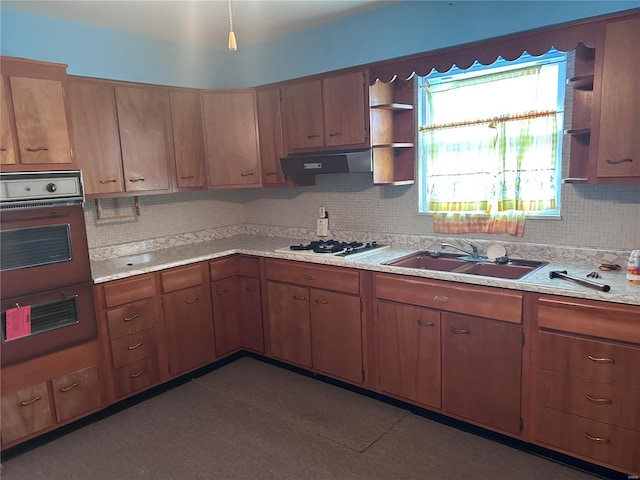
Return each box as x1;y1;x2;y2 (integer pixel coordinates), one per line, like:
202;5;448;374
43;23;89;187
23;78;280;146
628;249;640;284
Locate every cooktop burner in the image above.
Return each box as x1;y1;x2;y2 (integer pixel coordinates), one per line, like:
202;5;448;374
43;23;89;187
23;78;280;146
276;239;389;259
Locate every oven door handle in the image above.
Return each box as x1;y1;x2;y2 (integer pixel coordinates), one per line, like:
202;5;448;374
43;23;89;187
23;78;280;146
1;212;70;223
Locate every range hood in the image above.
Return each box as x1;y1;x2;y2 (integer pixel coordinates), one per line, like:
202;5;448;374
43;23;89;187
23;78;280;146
280;150;372;176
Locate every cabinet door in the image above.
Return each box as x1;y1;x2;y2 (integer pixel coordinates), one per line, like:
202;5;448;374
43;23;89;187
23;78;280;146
115;85;171;192
376;301;441;409
169;90;206;189
163;285;214;376
1;382;53;445
51;365;102;423
310;288;363;384
282;79;324;151
0;76;17;165
443;313;522;435
202;90;260;187
266;281;312;367
256;88;287;186
211;276;243;356
68;79;124;194
9;76;72;165
596;16;640;178
323;71;368;147
239;276;264;353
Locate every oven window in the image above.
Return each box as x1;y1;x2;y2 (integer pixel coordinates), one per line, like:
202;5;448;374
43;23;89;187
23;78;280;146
2;295;79;342
0;224;72;272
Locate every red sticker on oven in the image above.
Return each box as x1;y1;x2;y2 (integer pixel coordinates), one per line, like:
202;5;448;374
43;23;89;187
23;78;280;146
5;305;31;341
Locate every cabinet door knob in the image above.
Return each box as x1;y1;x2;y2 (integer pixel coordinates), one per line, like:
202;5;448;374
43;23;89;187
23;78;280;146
184;297;200;304
450;327;470;334
293;295;306;301
59;382;79;393
587;355;615;364
128;342;143;350
315;299;329;304
123;314;139;322
584;432;609;444
0;146;7;151
20;396;42;406
417;320;435;327
130;369;146;378
585;394;612;405
99;179;117;184
605;158;633;165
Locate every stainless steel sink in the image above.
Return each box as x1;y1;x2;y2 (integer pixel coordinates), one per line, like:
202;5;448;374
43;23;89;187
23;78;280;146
385;252;547;280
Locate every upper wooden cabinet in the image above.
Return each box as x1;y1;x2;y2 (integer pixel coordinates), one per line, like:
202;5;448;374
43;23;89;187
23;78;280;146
0;57;75;171
256;88;288;186
281;70;369;154
201;89;261;188
169;90;206;189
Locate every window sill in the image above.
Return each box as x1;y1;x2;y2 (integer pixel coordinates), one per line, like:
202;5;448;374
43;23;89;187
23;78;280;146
418;212;562;221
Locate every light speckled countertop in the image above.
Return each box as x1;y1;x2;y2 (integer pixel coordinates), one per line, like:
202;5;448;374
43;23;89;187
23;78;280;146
90;234;640;306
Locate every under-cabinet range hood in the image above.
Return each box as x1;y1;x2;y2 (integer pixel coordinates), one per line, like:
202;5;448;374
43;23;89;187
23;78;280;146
280;150;372;176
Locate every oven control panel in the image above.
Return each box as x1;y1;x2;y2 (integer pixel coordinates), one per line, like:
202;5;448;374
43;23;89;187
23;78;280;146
0;170;84;206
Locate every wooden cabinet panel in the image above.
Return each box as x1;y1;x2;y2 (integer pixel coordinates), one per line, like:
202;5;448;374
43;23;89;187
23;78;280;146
67;79;124;194
239;276;264;353
103;274;155;308
282;79;324;151
265;259;359;294
106;298;155;340
537;369;640;431
110;329;158;369
0;76;17;165
536;406;640;474
163;284;214;375
256;88;288;186
443;313;522;435
595;16;640;178
310;289;362;384
9;76;72;166
115;85;171;192
211;277;242;357
538;332;640;390
169;90;206;189
51;365;102;423
202;90;260;187
161;263;203;293
1;382;53;445
266;281;312;367
113;356;160;398
376;301;441;409
209;256;238;281
322;71;367;147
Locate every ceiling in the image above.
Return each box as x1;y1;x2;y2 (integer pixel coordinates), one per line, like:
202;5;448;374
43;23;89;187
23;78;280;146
2;0;392;49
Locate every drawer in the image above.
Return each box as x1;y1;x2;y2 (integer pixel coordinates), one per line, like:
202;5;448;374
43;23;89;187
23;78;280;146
537;369;640;431
375;273;523;324
237;256;260;278
113;356;160;398
537;296;640;343
536;406;640;474
103;274;155;308
161;263;204;293
51;365;102;423
265;259;359;294
106;298;155;340
1;382;53;445
538;331;640;389
110;329;157;369
210;256;238;281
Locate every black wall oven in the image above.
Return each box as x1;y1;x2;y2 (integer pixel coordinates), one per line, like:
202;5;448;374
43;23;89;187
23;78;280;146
1;170;96;366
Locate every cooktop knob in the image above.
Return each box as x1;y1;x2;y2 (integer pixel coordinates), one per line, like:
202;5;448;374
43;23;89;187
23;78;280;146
46;183;57;192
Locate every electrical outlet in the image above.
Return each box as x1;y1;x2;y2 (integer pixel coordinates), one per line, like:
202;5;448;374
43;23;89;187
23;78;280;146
318;206;326;219
317;218;329;237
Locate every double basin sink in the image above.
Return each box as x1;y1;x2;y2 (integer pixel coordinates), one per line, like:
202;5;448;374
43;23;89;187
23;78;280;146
385;251;547;280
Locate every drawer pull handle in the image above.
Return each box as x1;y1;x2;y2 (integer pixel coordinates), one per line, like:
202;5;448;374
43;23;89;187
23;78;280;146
584;432;610;444
184;297;200;304
587;355;615;364
293;295;306;301
265;172;277;176
180;175;195;179
59;382;79;393
417;320;435;327
450;327;470;334
328;131;343;137
20;396;42;406
216;289;228;295
605;158;632;165
315;299;329;304
99;179;117;184
124;314;139;322
0;146;7;151
130;370;146;378
129;177;145;182
303;274;313;280
239;172;255;177
307;134;320;139
585;394;612;405
246;287;257;292
128;342;143;350
25;146;49;152
433;295;448;302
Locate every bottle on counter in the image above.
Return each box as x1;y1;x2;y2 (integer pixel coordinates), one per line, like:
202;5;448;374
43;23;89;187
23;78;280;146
628;249;640;284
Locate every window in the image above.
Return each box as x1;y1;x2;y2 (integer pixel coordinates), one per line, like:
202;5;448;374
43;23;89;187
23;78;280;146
417;50;566;235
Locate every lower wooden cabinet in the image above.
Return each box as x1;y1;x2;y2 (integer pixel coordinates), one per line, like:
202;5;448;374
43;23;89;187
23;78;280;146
51;366;102;423
1;382;53;445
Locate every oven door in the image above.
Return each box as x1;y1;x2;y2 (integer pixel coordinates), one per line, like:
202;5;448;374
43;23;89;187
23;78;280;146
0;205;91;298
1;282;97;366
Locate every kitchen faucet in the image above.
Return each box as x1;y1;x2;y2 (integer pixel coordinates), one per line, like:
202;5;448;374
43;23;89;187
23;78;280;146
441;242;483;258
